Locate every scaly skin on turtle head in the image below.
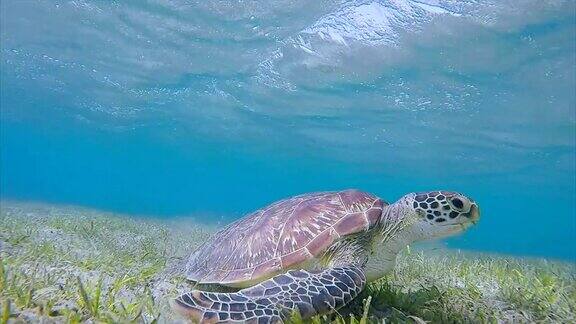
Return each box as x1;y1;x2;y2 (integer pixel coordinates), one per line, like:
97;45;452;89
385;190;480;242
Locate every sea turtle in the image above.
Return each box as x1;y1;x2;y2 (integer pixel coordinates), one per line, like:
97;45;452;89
173;189;480;323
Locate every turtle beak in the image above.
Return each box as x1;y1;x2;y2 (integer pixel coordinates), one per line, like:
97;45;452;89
464;204;480;225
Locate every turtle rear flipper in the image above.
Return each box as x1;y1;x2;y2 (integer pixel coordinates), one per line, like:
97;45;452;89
174;265;366;323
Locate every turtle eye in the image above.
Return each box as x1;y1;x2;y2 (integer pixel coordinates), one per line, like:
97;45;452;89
451;198;464;209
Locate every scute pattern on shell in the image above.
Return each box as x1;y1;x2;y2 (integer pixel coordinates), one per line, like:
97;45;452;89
186;189;386;285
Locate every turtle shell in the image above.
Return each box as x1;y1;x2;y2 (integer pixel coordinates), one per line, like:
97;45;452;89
185;189;386;286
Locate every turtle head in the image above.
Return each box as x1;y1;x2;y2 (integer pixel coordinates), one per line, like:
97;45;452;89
366;191;479;282
399;191;480;240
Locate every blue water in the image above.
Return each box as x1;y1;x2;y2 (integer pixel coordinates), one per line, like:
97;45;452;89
1;1;574;260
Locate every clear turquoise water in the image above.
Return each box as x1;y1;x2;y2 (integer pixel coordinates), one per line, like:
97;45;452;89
1;1;574;260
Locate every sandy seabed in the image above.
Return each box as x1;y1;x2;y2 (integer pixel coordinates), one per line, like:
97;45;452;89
1;201;574;323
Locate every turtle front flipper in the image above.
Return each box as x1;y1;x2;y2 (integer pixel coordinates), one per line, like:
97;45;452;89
174;265;366;323
173;290;282;323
